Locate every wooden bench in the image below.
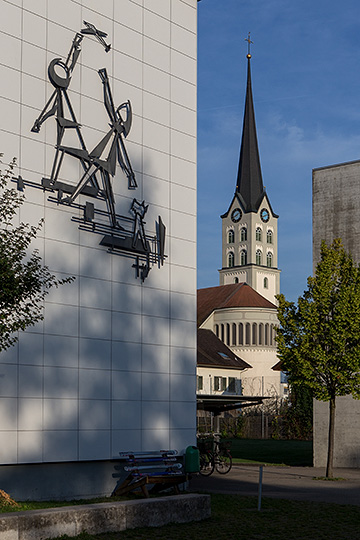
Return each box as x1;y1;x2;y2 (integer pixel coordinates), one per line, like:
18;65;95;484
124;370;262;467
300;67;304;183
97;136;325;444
112;450;188;498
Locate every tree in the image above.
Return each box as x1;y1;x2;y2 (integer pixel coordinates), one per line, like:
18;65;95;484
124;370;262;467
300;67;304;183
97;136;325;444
276;239;360;478
0;156;73;352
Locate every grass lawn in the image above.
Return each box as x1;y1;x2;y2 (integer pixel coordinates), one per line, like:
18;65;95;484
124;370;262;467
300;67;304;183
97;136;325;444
46;493;360;540
229;438;313;466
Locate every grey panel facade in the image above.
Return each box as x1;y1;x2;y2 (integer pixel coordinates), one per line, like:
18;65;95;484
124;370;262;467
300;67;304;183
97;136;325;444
313;160;360;468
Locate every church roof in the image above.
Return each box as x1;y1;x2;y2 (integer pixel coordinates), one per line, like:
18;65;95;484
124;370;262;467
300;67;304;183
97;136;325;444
197;282;277;327
236;55;265;213
197;328;251;370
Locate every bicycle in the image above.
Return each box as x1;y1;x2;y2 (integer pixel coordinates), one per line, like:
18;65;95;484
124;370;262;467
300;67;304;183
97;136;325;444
198;436;232;476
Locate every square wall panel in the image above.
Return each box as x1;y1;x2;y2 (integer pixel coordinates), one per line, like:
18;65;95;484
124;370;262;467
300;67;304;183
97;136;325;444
80;307;112;340
44;303;79;337
0;364;18;397
142;401;169;430
170;401;196;429
170;346;196;376
0;3;22;38
141;315;170;347
79;430;111;461
18;398;43;431
43;430;78;462
112;400;142;430
18;332;43;366
19;365;43;398
44;366;78;398
79;338;111;370
0;431;18;464
112;311;142;343
112;341;142;372
112;429;142;456
18;431;43;463
112;370;142;401
144;9;170;45
170;373;196;402
141;372;170;401
79;400;111;430
44;398;78;430
142;344;170;374
44;335;78;368
79;368;111;400
170;428;196;453
0;398;18;430
142;428;170;450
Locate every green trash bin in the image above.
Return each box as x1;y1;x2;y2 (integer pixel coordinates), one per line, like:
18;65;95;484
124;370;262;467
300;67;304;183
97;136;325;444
185;445;200;473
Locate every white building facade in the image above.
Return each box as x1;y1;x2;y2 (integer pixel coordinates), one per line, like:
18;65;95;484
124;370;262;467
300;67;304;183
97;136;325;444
0;0;198;499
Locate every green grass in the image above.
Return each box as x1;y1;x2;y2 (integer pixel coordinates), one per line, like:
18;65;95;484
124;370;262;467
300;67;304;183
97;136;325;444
47;493;360;540
0;495;133;514
228;438;313;466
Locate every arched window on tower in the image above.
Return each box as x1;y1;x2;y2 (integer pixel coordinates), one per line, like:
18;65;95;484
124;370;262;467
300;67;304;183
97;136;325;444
264;277;268;289
245;323;251;345
240;250;247;266
256;227;262;241
239;323;244;345
267;252;273;268
252;323;257;345
270;324;273;346
267;230;273;244
256;249;262;265
228;251;235;267
234;277;239;283
214;324;219;337
221;324;225;342
228;230;235;244
240;227;247;241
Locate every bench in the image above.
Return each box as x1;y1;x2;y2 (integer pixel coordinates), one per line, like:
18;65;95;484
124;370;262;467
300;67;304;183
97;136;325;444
112;450;188;498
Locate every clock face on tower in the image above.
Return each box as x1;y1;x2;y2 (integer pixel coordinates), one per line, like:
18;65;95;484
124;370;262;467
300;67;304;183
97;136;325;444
260;208;270;223
231;208;242;223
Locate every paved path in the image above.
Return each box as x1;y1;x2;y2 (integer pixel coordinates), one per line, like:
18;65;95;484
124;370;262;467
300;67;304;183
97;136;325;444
189;465;360;506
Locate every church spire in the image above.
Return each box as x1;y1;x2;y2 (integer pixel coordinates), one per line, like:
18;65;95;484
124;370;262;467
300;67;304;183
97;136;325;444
236;40;265;213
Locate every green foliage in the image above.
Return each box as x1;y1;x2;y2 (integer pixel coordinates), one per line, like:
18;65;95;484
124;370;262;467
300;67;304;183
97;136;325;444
0;156;73;352
276;239;360;403
273;387;313;441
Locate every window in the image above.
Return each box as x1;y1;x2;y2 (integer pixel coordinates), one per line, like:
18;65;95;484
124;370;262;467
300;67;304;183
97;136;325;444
214;324;219;337
232;323;237;345
239;323;244;345
240;249;247;266
234;277;239;283
226;323;230;345
256;249;262;265
228;377;236;393
259;323;263;345
197;376;203;391
267;252;273;267
264;277;268;289
240;227;247;241
256;227;262;241
214;376;226;391
228;251;235;267
228;230;235;243
265;323;269;345
267;230;273;244
245;323;251;345
220;324;225;342
252;323;257;345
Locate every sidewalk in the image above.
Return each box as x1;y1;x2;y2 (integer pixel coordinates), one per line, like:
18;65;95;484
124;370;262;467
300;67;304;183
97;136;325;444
188;465;360;505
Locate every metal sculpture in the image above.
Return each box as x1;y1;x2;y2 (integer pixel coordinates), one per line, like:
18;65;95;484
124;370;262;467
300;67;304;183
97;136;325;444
23;21;166;281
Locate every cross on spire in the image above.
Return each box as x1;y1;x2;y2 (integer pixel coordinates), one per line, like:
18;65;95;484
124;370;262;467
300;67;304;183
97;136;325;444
245;32;253;58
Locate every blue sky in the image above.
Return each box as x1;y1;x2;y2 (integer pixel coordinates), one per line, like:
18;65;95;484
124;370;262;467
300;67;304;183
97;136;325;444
197;0;360;302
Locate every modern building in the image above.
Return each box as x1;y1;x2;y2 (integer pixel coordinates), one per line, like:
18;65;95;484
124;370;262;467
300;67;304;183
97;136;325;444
196;50;282;401
0;0;198;499
313;160;360;468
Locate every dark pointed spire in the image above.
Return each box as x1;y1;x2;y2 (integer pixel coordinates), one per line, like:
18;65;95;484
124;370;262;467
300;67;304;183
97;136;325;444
236;51;265;213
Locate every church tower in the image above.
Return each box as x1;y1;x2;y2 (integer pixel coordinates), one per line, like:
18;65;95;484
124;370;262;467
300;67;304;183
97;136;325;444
219;45;280;303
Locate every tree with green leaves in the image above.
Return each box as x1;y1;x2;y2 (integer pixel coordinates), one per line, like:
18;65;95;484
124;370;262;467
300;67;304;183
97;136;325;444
276;239;360;478
0;156;73;352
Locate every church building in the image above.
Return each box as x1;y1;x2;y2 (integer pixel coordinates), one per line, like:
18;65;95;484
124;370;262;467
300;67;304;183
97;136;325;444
197;46;282;399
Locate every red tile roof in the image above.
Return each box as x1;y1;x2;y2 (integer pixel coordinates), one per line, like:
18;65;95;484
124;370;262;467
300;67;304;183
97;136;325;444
197;282;276;326
197;329;251;369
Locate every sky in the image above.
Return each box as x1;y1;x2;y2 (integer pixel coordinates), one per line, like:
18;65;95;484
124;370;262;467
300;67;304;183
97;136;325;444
196;0;360;302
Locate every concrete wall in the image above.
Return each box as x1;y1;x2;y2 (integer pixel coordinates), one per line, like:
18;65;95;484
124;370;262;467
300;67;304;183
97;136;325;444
0;0;198;496
313;161;360;468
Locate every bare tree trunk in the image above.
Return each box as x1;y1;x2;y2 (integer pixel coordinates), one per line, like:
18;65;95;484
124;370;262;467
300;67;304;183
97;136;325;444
326;396;336;478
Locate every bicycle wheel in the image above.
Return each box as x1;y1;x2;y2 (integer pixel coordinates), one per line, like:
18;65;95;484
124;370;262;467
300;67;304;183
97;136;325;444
215;450;232;474
199;452;215;476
